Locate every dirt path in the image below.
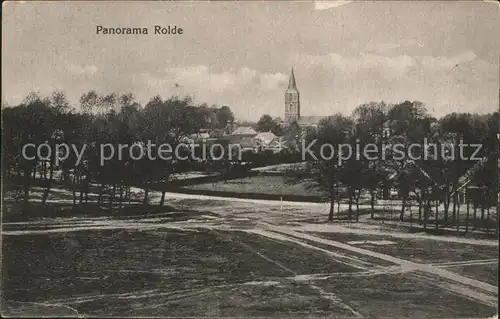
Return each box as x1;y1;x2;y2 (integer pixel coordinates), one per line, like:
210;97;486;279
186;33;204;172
255;222;498;306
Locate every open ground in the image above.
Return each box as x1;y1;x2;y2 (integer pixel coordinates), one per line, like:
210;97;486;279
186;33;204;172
1;188;498;318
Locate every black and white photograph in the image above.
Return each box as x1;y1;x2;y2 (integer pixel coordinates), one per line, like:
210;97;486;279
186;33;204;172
1;1;499;317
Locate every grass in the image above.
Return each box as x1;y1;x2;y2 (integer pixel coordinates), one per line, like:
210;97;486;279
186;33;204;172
2;192;498;317
444;263;499;286
4;226;497;317
306;231;499;264
184;175;325;197
2;228;362;317
316;272;496;319
1;201;216;223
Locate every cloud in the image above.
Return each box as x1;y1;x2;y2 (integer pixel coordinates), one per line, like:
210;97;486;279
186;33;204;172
295;51;482;78
364;42;401;54
290;49;496;117
259;72;287;91
296;52;416;76
420;51;478;71
139;65;288;119
143;65;287;95
67;64;98;75
314;1;352;10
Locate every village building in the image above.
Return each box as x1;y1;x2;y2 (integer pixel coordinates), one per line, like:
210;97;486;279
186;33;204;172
282;68;326;130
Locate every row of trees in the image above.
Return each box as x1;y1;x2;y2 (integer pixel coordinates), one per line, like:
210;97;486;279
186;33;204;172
234;114;285;135
3;91;236;208
293;100;498;234
3;91;498;235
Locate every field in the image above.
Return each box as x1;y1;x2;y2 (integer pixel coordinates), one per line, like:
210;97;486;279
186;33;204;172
1;190;498;318
185;175;325;197
183;176;498;234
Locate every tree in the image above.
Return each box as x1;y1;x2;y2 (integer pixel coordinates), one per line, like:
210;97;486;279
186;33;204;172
257;114;282;135
2;93;59;206
291;114;354;221
79;90;100;114
351;101;390;218
214;105;234;130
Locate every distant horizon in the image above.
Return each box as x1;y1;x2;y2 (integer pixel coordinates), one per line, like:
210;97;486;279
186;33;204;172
4;89;497;123
2;88;500;123
3;1;499;121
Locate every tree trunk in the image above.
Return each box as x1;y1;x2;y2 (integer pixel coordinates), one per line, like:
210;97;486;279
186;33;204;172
83;176;89;204
328;190;335;222
399;197;406;221
79;176;84;205
109;184;116;208
355;192;360;223
456;199;461;232
418;190;424;224
72;175;77;210
473;206;477;230
496;205;499;237
32;163;37;180
423;201;429;230
465;201;470;233
435;200;439;229
443;188;450;225
486;207;490;232
444;202;449;225
348;188;353;220
143;185;149;206
409;202;413;223
97;183;103;204
43;161;48;180
160;191;166;207
41;161;54;205
452;187;457;226
118;185;124;209
418;201;422;223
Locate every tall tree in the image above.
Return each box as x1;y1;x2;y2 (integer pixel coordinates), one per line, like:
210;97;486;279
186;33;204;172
257;114;282;135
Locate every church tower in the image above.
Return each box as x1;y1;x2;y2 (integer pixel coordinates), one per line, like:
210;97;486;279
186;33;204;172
285;68;300;123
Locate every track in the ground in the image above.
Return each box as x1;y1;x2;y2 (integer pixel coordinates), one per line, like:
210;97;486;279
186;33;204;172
2;193;498;317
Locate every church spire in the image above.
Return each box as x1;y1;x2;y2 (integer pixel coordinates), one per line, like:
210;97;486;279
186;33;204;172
285;67;300;123
287;68;298;91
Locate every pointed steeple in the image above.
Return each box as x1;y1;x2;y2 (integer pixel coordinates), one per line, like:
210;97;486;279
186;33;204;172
285;67;300;123
287;68;298;91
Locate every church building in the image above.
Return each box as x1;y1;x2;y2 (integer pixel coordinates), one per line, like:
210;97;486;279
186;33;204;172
285;68;300;122
283;68;325;128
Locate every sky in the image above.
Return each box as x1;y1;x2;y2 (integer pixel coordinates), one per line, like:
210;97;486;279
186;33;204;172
2;0;499;121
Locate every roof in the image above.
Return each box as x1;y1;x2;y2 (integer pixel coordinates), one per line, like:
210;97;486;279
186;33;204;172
286;68;298;93
189;132;210;141
231;126;257;135
297;116;325;126
225;135;256;149
255;132;276;144
209;128;225;138
198;132;210;139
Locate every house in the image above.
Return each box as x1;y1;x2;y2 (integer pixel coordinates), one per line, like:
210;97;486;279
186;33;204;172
255;131;276;145
231;126;258;135
296;116;325;128
209;128;226;138
189;131;210;142
254;131;288;153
